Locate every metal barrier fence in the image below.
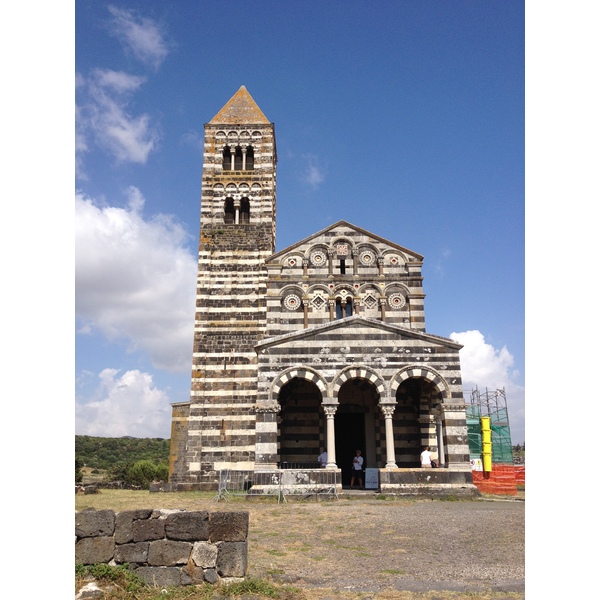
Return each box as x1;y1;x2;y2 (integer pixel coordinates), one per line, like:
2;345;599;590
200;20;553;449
215;469;339;503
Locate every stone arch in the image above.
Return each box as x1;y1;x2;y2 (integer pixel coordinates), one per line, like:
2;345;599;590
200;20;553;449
270;366;328;401
332;365;387;399
390;365;450;401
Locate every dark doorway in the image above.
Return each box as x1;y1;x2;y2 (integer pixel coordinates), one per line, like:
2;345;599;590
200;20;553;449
335;411;365;486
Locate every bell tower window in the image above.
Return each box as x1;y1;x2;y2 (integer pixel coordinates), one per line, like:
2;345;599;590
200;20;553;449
224;198;234;224
234;146;243;170
222;146;232;170
240;198;250;223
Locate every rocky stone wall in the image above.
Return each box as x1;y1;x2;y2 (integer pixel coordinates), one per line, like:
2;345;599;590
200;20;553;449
75;508;248;587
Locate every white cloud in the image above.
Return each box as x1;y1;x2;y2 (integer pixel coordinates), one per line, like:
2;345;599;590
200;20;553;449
75;188;197;373
107;5;169;70
450;330;525;444
301;155;326;187
76;68;160;165
76;368;171;437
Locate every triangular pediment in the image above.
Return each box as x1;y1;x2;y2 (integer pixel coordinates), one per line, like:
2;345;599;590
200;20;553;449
267;220;423;263
209;86;270;125
256;315;461;351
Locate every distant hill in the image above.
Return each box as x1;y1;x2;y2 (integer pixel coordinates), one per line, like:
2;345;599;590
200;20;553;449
75;436;170;470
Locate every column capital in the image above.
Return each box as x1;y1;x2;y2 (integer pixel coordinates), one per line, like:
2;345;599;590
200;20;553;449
379;404;396;418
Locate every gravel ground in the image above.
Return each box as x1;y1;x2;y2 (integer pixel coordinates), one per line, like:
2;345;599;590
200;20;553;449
245;496;525;597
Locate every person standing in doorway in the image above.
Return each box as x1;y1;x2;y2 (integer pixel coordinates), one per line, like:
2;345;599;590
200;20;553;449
318;449;328;468
420;446;432;468
350;449;364;489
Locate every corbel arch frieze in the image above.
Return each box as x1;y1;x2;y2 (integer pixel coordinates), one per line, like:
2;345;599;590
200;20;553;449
332;365;387;399
269;366;328;401
390;365;451;401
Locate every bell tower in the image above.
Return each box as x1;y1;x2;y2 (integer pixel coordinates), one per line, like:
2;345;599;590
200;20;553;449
169;86;277;487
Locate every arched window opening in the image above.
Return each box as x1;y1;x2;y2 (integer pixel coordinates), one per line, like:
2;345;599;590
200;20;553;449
335;297;353;319
240;198;250;223
245;145;254;170
222;146;232;170
224;198;234;224
338;259;346;274
234;146;243;170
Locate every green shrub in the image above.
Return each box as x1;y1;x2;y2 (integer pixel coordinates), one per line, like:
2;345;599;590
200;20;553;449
128;460;158;487
155;463;169;481
75;457;83;484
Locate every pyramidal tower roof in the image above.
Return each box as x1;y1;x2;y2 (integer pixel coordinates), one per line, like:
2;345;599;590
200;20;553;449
209;86;270;125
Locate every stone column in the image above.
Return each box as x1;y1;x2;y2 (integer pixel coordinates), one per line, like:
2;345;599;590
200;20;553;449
377;256;384;277
328;249;335;276
303;296;309;329
322;403;338;468
241;146;247;170
379;297;387;322
379;402;398;468
233;198;240;225
254;403;280;470
230;147;235;171
436;415;446;467
303;258;309;277
329;299;335;321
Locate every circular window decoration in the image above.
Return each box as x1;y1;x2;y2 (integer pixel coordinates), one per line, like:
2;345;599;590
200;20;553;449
360;251;376;266
388;293;406;309
283;294;302;311
310;251;327;267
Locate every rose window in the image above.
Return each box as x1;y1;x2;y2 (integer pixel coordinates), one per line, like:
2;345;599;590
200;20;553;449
283;294;302;311
360;251;376;266
310;251;327;267
388;293;406;309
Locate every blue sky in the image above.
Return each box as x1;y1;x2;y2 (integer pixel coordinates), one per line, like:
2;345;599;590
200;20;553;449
73;0;525;443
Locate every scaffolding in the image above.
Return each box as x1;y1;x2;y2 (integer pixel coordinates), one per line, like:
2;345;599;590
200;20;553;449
466;387;514;464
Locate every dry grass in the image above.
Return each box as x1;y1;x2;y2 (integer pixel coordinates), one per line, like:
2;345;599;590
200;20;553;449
75;489;524;600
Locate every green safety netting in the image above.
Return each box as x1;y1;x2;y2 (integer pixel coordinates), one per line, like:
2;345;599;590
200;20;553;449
466;405;514;464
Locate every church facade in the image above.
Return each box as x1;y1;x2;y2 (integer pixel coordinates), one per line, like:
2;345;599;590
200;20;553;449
168;87;476;495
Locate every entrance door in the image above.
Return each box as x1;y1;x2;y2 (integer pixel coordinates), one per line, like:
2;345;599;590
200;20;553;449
335;412;366;486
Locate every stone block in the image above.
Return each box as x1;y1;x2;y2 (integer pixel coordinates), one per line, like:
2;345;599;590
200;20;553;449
209;511;248;542
190;541;218;568
165;511;209;541
148;539;193;566
134;566;181;587
132;517;165;542
113;542;149;564
216;541;248;577
76;510;115;538
114;509;153;544
75;536;115;565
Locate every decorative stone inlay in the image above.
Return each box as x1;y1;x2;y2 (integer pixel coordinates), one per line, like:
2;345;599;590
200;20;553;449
254;404;281;414
360;250;376;266
389;255;400;266
283;294;301;311
311;294;327;311
363;293;378;309
286;257;297;267
388;293;406;309
310;250;327;266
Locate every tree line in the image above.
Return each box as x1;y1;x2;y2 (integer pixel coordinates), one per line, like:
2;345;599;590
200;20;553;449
75;435;170;487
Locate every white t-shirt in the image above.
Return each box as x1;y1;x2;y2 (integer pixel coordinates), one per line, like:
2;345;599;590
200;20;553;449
318;452;328;467
352;455;364;470
420;450;432;466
